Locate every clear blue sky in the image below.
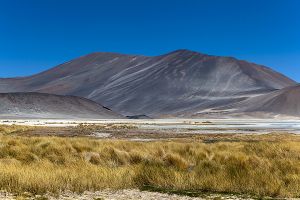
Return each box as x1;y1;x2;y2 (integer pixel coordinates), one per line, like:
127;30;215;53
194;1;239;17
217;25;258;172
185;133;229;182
0;0;299;82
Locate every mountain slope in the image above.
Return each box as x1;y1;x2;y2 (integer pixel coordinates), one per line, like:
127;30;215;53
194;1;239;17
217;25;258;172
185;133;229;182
0;93;122;119
216;85;300;117
0;50;296;117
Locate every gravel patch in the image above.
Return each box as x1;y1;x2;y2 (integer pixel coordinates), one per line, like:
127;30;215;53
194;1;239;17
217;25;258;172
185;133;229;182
0;189;256;200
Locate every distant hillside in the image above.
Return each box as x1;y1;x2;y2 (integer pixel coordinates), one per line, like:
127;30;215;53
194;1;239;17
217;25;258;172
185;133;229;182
0;49;296;117
0;93;122;119
218;85;300;118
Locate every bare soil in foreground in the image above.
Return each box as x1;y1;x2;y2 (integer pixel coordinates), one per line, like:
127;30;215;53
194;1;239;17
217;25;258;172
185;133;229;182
0;189;255;200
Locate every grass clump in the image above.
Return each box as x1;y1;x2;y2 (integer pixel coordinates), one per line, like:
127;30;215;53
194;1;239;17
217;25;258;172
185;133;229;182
0;125;35;135
73;123;137;135
0;133;299;197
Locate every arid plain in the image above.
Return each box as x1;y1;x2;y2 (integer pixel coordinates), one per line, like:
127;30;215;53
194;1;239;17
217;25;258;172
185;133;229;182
0;118;299;199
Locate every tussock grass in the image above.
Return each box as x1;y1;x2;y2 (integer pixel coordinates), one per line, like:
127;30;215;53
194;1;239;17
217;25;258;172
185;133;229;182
0;125;300;197
74;124;138;133
0;125;35;135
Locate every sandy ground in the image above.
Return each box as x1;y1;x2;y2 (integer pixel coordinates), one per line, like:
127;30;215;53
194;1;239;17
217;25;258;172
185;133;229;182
0;189;255;200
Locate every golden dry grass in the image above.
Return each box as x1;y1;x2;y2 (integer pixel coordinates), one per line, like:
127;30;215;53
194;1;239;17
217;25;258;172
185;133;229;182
0;124;35;135
0;125;300;197
74;123;138;132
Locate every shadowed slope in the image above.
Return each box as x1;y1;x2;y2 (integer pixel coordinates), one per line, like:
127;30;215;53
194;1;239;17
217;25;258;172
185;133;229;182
0;93;122;119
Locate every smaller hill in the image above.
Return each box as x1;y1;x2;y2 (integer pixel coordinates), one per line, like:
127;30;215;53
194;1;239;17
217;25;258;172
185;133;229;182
0;93;123;119
216;85;300;118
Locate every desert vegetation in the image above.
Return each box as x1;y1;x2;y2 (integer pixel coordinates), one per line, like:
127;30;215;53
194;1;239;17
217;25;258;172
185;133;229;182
0;125;300;198
73;123;138;135
0;124;35;135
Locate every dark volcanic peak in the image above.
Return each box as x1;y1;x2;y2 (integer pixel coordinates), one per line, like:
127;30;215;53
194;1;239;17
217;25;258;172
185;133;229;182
0;49;297;117
0;92;122;119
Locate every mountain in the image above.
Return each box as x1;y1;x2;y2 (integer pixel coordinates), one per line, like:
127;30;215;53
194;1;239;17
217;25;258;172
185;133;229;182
0;93;122;119
212;84;300;118
0;49;297;117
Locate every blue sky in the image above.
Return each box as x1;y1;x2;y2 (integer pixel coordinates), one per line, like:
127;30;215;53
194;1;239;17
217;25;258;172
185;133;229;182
0;0;299;81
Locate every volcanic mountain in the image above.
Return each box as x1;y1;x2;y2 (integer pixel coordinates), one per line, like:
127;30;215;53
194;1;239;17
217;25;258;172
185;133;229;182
213;84;300;118
0;93;122;119
0;49;297;117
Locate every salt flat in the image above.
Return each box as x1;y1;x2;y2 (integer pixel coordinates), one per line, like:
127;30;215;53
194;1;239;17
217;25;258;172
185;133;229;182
1;118;300;134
